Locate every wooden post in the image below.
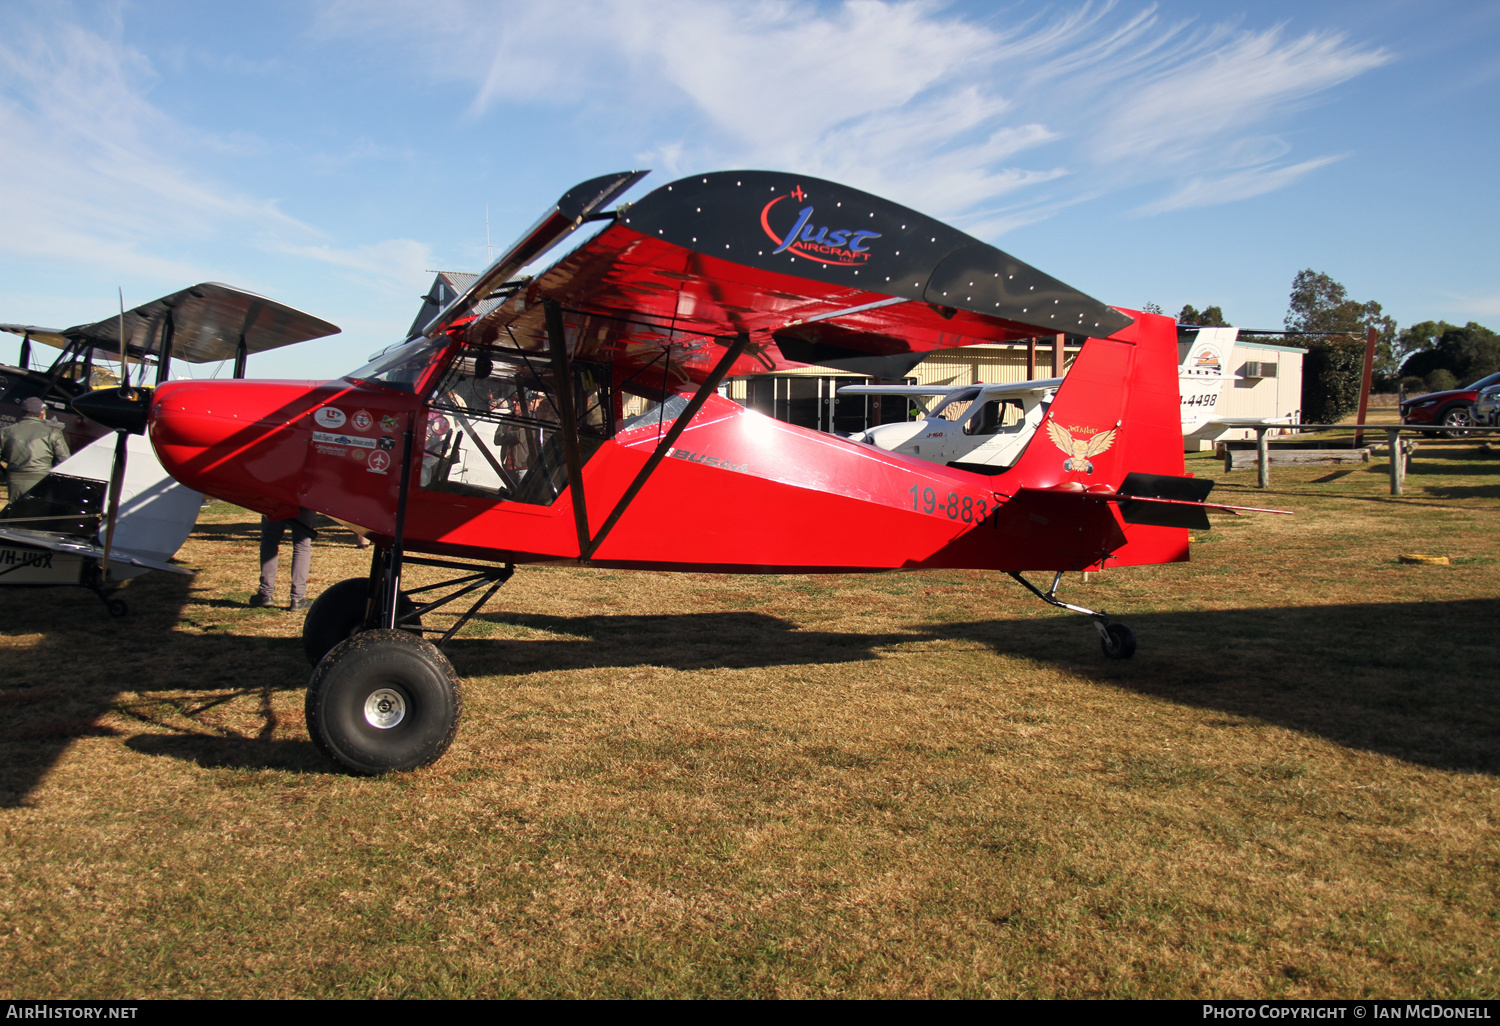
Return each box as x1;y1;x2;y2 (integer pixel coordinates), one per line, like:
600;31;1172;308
1256;427;1270;489
1053;333;1065;377
1354;326;1377;449
1386;428;1404;496
1027;338;1036;381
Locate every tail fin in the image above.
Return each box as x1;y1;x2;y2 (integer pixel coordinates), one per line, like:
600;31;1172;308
1179;326;1237;432
1004;309;1191;568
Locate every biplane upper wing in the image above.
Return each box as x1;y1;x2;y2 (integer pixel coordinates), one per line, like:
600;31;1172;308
2;283;339;365
448;171;1132;387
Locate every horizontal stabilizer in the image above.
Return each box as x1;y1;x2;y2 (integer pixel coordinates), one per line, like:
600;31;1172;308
1113;472;1214;530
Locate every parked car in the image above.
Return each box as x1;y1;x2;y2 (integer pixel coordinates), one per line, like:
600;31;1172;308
1400;371;1500;435
1472;383;1500;427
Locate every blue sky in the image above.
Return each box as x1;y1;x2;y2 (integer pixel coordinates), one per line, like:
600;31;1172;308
1;0;1496;379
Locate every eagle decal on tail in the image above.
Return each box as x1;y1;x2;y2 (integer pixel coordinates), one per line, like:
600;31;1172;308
1047;420;1117;475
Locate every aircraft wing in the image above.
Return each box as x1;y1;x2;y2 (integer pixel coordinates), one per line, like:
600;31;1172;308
0;526;192;575
836;377;1066;398
1200;417;1295;427
0;324;70;349
2;283;339;364
454;170;1133;387
835;384;973;397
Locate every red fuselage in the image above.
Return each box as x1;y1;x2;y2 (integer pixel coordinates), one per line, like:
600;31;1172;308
148;310;1189;575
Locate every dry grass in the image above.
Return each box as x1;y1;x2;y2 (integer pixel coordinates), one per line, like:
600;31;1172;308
0;437;1497;999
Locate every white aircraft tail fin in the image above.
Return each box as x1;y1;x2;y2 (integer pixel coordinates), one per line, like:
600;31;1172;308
2;433;201;575
1178;327;1239;433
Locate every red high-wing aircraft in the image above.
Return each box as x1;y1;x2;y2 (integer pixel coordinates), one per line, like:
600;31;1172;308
76;170;1280;775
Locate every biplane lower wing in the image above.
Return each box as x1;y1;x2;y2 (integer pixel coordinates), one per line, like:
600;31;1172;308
0;526;191;576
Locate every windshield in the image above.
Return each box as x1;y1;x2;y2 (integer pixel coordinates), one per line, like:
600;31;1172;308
345;337;448;392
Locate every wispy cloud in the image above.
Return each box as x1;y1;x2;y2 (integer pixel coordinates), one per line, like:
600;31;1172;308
320;0;1390;235
271;237;435;291
1134;155;1346;215
0;11;430;301
0;21;307;273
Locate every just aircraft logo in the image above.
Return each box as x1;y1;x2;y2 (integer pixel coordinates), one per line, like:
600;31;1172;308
759;184;881;266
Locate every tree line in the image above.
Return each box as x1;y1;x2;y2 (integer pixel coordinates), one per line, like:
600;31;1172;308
1161;271;1498;422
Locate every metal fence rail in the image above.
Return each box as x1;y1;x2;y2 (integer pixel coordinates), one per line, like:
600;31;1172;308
1232;423;1500;494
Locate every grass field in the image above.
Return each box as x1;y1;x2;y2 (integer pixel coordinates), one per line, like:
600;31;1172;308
1;429;1496;998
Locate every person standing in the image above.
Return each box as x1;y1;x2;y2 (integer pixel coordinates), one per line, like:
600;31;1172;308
1;397;70;501
251;507;319;611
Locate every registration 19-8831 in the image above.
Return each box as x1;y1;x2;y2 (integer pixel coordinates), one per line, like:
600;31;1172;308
908;485;997;526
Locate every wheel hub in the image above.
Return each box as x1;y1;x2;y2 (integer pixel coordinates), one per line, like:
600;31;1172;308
364;688;407;729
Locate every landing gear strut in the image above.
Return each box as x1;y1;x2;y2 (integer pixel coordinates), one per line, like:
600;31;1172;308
301;425;514;774
1007;570;1136;659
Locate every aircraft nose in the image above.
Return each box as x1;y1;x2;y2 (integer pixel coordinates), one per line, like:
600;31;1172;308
72;386;152;434
148;379;323;513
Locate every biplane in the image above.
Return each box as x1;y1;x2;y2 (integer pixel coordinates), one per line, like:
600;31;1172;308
2;284;338;613
76;170;1279;774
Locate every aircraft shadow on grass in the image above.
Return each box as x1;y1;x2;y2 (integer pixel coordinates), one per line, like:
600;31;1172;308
922;597;1500;776
2;576;1496;804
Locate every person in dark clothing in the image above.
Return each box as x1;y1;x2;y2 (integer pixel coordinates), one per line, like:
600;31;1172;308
251;507;318;611
1;397;70;500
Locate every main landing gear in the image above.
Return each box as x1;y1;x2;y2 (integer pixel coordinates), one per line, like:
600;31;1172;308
1007;570;1136;660
302;536;514;774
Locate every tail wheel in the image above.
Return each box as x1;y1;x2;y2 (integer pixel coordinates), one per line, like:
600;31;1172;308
302;578;423;666
1100;622;1136;659
305;628;462;775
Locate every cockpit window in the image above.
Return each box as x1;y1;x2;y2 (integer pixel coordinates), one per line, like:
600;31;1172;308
418;346;611;506
345;337;448;392
964;398;1026;435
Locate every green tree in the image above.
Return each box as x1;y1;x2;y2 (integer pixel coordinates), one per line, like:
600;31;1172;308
1141;302;1164;315
1177;304;1231;326
1397;321;1500;386
1285;269;1398;419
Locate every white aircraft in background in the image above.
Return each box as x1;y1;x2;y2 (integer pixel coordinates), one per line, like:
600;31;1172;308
839;327;1279;473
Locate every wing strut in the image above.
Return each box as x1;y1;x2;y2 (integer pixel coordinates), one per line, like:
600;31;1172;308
581;333;751;561
543;299;592;558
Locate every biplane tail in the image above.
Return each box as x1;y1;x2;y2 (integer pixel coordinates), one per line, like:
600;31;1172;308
0;432;201;581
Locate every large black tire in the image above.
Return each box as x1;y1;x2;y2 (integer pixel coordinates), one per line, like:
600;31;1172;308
305;628;462;775
303;578;423;666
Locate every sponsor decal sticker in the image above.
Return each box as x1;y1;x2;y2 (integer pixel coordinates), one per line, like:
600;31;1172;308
367;450;391;474
759;184;881;266
349;448;365;461
314;407;346;429
313;431;376;449
377;436;396;451
351;410;373;432
379;415;399;433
